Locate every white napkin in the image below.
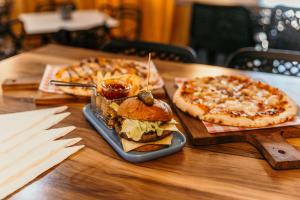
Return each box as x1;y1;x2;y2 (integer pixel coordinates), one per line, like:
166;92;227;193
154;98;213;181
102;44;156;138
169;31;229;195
0;106;84;199
0;106;67;143
0;138;82;184
0;112;70;153
0;126;75;171
0;145;84;199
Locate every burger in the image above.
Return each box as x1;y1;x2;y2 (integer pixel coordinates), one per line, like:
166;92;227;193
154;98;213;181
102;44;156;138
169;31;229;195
113;97;178;152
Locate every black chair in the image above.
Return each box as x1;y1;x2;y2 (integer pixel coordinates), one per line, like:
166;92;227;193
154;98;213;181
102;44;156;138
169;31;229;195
100;39;197;63
226;47;300;77
252;8;272;51
0;0;25;59
190;3;255;65
69;25;111;49
267;5;300;51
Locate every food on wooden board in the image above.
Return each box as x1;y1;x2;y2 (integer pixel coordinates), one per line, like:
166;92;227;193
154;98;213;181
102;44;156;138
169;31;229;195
54;57;162;96
173;75;297;127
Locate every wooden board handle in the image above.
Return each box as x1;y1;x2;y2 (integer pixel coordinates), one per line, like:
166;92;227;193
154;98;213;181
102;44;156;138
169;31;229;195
246;131;300;170
2;77;40;91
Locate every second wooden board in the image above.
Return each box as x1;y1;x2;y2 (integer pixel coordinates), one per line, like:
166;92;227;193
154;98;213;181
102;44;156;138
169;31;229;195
164;80;300;170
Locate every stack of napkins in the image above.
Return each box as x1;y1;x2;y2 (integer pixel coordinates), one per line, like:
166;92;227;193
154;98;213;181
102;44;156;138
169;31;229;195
0;106;84;199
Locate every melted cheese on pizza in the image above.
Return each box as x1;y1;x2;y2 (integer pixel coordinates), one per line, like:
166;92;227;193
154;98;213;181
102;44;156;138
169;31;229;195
180;75;287;119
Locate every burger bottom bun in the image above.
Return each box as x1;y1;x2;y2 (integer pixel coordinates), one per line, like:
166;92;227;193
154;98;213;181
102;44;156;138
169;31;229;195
134;144;167;152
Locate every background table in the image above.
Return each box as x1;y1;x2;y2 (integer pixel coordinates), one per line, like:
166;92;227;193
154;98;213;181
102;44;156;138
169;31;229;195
19;10;119;35
178;0;300;7
1;45;300;200
259;0;300;8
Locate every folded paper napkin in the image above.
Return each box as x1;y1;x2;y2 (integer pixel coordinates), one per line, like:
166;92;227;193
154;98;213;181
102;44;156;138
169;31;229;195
0;106;84;199
174;77;300;134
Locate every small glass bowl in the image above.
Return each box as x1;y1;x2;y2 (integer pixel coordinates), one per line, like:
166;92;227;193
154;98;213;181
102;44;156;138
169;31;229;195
100;78;131;100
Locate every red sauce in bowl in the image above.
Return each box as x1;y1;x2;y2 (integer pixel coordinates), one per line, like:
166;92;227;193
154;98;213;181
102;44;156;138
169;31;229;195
101;79;130;100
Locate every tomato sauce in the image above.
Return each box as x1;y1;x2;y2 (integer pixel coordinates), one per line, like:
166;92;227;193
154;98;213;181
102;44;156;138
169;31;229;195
101;80;130;100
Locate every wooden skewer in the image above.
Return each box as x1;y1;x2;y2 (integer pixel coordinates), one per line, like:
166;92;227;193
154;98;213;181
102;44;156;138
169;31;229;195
147;53;151;91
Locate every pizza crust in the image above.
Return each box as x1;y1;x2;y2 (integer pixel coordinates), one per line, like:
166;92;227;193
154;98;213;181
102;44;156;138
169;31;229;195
173;85;206;118
203;113;295;127
203;95;297;127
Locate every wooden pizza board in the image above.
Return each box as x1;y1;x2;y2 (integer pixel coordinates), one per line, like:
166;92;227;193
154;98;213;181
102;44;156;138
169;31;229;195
34;91;90;105
164;81;300;170
2;77;41;91
1;78;89;105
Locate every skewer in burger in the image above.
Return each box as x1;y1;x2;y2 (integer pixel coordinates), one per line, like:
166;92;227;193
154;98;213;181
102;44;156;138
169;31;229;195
112;91;178;152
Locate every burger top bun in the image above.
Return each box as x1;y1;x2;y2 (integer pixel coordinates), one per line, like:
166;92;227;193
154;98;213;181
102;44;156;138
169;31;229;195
117;97;172;122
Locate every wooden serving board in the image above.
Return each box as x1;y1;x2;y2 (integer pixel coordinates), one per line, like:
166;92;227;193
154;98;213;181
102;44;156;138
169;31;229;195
2;78;90;104
2;77;41;90
164;81;300;170
34;91;90;105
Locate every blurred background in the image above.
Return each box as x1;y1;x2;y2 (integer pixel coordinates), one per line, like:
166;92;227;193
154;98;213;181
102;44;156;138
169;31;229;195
2;0;300;75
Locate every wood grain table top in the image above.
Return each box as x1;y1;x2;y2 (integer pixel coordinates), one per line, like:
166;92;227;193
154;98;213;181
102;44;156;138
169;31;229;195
1;44;300;200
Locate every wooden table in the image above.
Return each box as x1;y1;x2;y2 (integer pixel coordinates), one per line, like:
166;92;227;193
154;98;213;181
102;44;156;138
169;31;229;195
1;44;300;200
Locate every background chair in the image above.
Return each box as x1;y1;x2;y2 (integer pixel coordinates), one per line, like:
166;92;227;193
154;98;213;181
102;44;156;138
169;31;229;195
69;25;111;49
99;3;141;40
267;5;300;51
0;0;25;59
100;39;197;63
252;7;272;51
190;3;255;65
226;47;300;76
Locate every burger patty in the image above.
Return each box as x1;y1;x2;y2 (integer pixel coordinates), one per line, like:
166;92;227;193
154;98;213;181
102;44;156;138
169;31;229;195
120;130;172;143
115;119;172;143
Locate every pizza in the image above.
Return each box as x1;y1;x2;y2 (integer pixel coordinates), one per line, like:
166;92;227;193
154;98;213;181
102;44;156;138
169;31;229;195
173;75;298;127
54;57;163;96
